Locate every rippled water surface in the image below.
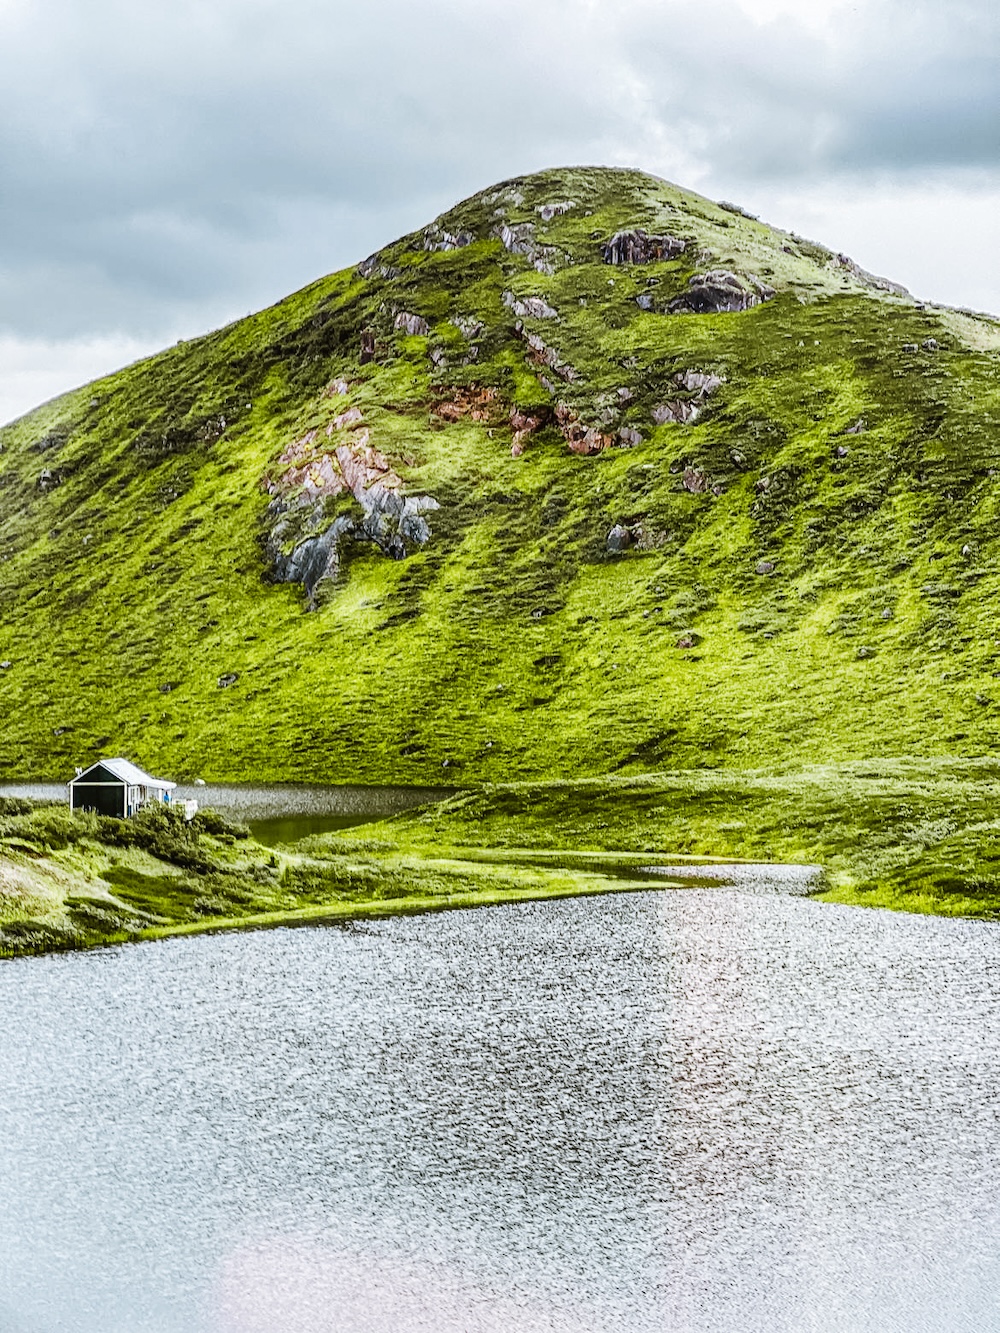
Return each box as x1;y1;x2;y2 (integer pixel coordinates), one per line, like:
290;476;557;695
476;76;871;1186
2;879;1000;1331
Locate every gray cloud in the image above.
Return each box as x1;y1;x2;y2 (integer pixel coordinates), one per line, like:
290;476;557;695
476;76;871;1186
0;0;998;348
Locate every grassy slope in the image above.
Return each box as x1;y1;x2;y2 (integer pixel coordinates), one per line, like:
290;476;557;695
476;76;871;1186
1;166;999;788
383;757;1000;920
0;798;686;957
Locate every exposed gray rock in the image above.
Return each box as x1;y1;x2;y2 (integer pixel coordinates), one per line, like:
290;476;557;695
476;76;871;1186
450;315;484;340
607;524;633;552
635;293;654;311
902;342;919;353
503;290;558;319
266;482;440;610
653;400;700;425
675;370;724;396
357;254;402;279
618;426;643;448
491;222;560;274
217;673;239;689
755;560;775;575
37;468;62;490
831;252;910;297
922;338;939;351
516;325;578;381
0;660;11;669
718;201;759;219
845;417;867;434
683;467;707;493
537;201;576;221
602;230;686;265
394;312;431;337
669;270;772;314
422;224;474;252
835;445;850;459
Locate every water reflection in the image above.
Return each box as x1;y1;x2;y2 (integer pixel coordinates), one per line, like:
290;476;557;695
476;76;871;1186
1;883;1000;1330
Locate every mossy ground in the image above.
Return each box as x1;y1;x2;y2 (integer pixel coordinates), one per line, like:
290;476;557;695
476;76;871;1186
3;167;1000;936
1;167;999;786
0;797;683;958
7;749;1000;956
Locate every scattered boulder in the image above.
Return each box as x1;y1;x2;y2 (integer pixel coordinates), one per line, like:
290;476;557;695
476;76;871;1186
653;400;700;426
324;378;350;397
683;467;707;493
635;293;654;311
675;370;724;397
0;660;11;669
618;425;642;448
503;290;558;319
834;444;850;459
602;230;686;265
607;524;633;552
831;253;910;297
421;224;474;252
217;673;239;689
516;326;578;381
158;682;177;694
331;407;364;430
902;342;919;353
845;417;867;434
669;270;772;314
718;201;759;219
37;468;62;491
359;330;376;363
394;312;431;337
537;201;576;221
492;221;560;274
450;315;484;340
755;560;775;575
922;338;939;352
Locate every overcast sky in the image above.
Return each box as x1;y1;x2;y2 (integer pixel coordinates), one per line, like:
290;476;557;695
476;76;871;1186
2;0;998;424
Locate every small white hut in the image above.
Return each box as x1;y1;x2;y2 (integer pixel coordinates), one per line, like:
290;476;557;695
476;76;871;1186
68;758;176;819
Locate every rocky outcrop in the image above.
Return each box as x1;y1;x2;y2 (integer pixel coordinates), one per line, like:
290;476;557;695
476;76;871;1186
669;270;773;314
602;230;686;265
357;254;401;280
421;224;474;252
676;370;724;396
537;201;575;221
653;400;700;425
394;311;431;337
831;253;909;297
263;409;439;608
450;315;484;340
491;221;561;275
515;325;578;382
555;403;612;455
503;290;558;319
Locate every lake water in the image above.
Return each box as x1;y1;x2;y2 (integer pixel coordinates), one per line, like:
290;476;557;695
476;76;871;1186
2;870;1000;1331
0;782;452;844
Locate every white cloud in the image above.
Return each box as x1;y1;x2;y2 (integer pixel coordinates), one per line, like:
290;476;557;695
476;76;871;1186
0;334;161;426
1;0;998;413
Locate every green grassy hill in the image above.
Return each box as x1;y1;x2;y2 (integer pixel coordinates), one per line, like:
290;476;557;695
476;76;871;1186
2;165;1000;784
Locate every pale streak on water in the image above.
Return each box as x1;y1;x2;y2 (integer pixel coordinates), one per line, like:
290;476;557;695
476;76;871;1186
1;873;1000;1331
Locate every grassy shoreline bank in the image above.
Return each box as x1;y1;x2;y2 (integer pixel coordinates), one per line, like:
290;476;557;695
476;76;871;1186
4;758;1000;958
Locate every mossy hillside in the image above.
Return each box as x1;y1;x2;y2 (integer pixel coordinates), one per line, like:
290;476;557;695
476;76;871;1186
1;166;1000;782
0;797;672;957
385;758;1000;919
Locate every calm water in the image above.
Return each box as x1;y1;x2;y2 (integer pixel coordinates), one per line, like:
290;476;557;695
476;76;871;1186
0;783;452;845
2;872;1000;1331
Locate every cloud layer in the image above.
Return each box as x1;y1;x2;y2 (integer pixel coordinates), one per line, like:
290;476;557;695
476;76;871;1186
1;0;998;418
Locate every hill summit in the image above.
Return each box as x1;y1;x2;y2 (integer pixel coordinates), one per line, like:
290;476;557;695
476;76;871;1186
2;165;1000;783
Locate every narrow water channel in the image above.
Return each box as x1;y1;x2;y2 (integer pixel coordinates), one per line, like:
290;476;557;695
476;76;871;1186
1;876;999;1332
